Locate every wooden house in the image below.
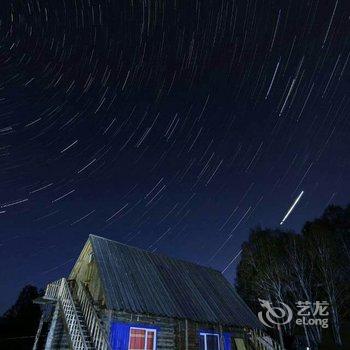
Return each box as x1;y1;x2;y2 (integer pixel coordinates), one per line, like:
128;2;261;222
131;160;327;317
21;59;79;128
33;235;280;350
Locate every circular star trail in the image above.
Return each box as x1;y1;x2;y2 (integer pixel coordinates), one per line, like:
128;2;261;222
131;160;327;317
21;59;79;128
0;0;349;310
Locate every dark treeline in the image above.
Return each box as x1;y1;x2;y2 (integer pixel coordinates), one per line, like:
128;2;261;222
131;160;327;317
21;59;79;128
0;285;42;349
236;204;350;350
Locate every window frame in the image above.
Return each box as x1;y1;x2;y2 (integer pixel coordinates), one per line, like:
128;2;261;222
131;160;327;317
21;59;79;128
128;326;157;350
199;332;220;350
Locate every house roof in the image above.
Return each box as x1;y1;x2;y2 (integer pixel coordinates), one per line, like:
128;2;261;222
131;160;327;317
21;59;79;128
89;234;260;328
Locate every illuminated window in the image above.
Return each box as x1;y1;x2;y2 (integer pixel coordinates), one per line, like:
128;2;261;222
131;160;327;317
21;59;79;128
128;327;156;350
200;332;220;350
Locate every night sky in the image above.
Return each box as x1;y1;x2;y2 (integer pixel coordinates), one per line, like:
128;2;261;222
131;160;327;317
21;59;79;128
1;0;350;312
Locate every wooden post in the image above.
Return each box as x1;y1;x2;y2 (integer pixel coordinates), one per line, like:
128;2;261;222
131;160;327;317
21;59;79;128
219;325;224;350
185;319;189;350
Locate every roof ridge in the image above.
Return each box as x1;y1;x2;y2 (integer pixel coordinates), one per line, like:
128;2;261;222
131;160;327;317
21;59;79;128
88;233;222;274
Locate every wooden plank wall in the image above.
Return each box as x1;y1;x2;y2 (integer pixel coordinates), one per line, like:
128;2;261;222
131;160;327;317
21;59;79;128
69;241;106;307
180;320;246;350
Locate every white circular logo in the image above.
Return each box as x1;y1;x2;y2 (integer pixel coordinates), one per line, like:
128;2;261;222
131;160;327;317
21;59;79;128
257;299;293;328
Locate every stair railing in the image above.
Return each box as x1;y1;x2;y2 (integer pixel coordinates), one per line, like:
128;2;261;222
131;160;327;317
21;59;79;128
44;279;62;300
249;329;282;350
32;314;44;350
57;278;91;350
76;281;111;350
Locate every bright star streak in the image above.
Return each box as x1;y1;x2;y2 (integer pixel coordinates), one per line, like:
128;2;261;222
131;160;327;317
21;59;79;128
222;249;243;274
280;191;304;225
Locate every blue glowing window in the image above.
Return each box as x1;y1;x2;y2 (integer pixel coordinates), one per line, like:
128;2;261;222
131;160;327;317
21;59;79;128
200;332;220;350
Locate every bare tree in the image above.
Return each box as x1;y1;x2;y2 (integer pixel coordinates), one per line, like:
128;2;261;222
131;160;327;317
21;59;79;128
287;237;321;348
311;233;344;346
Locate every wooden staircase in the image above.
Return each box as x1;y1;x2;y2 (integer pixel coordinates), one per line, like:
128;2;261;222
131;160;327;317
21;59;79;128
33;278;110;350
73;304;95;349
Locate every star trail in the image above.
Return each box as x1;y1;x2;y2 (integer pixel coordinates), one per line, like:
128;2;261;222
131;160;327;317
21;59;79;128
0;0;350;311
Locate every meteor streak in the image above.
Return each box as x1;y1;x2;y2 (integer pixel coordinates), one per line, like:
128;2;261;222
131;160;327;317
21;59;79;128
280;191;304;225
